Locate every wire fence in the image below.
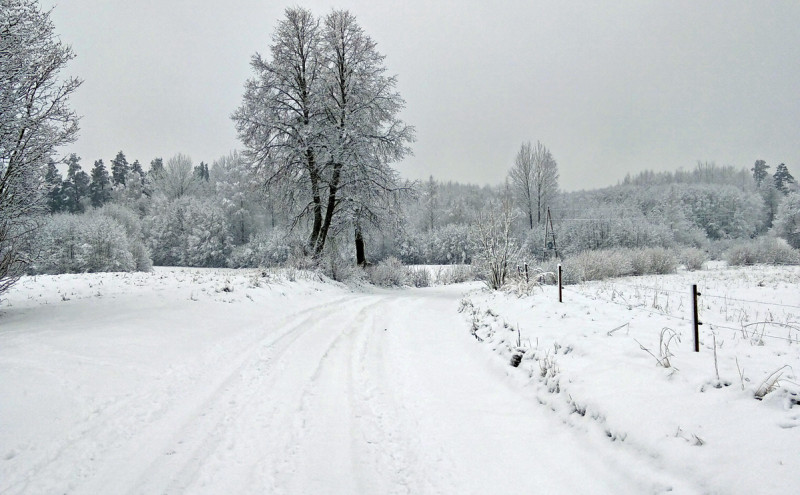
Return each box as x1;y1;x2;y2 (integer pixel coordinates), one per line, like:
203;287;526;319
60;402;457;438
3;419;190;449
562;276;800;345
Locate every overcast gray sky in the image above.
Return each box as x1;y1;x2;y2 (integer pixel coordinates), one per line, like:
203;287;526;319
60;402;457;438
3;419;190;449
42;0;800;191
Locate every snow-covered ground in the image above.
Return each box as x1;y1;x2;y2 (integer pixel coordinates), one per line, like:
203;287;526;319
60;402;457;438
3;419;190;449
463;263;800;494
1;265;798;493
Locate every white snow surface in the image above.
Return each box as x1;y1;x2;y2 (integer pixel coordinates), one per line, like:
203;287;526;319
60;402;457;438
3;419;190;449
1;265;798;494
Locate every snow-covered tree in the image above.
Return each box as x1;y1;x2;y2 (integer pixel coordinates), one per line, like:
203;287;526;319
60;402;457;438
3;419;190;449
318;10;414;264
773;192;800;248
145;196;232;267
89;159;112;207
61;153;89;213
153;153;200;200
234;7;326;253
211;151;264;246
509;141;559;228
774;163;796;195
422;175;438;232
235;8;413;263
752;159;769;187
473;196;518;289
110;150;129;187
44;160;65;213
0;0;81;295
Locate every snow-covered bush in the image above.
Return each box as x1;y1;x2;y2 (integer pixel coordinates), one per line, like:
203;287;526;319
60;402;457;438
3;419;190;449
570;249;633;281
472;201;519;290
367;257;407;287
679;247;708;271
80;216;136;272
145;196;232;267
539;247;680;284
435;264;477;284
427;224;473;264
31;213;148;274
631;247;677;275
406;266;431;287
724;237;800;266
227;228;298;268
91;203;151;271
395;229;425;265
772;192;800;248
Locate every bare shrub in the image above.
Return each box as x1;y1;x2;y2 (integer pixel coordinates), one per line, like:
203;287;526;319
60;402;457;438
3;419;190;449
406;266;431;287
472;199;519;290
435;264;476;285
680;247;708;271
724;237;800;266
367;257;407;287
632;247;677;275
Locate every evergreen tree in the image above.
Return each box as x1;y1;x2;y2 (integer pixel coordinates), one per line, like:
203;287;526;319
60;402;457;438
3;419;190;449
44;160;65;213
194;161;210;181
751;159;769;187
111;150;129;186
774;163;796;194
130;159;145;185
89;159;112;207
149;157;164;178
62;153;90;213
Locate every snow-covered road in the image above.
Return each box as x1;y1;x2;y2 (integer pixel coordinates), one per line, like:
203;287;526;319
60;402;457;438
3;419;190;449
2;270;700;493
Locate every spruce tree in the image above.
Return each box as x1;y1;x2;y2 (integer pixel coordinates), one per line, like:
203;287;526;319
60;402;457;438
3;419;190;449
44;160;65;213
774;163;796;194
751;159;769;187
111;150;130;186
62;154;90;213
89;159;112;207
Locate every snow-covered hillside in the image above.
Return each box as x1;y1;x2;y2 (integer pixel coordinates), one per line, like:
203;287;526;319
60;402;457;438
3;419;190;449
1;266;798;494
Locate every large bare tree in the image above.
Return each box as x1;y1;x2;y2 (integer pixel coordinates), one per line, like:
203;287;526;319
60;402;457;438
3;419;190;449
235;8;413;264
1;0;81;297
509;141;559;228
233;7;326;253
317;10;413;264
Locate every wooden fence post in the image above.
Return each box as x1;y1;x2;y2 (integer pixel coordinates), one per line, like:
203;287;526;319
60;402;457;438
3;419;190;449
692;284;701;352
558;264;563;303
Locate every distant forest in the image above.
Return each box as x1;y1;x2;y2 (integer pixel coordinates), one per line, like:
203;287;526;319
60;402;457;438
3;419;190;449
30;153;800;277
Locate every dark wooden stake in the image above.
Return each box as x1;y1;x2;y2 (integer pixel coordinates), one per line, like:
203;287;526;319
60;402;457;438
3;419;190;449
524;263;529;283
692;284;701;352
558;264;563;303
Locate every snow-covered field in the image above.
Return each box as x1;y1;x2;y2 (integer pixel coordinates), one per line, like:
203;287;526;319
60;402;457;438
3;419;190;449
1;265;798;493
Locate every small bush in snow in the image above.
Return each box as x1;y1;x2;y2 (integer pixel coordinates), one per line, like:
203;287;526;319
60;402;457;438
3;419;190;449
631;247;677;275
435;264;477;285
406;266;431;287
227;228;299;268
724;237;800;266
680;247;708;271
367;257;407;287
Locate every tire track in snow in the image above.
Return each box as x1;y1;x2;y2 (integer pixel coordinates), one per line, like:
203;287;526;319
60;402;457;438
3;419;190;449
0;294;356;495
119;294;375;495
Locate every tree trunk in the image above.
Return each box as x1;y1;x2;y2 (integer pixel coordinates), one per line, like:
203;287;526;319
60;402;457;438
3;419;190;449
355;226;366;266
314;162;343;257
306;149;323;252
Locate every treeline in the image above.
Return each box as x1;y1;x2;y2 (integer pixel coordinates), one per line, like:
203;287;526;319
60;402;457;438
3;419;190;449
26;155;800;276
